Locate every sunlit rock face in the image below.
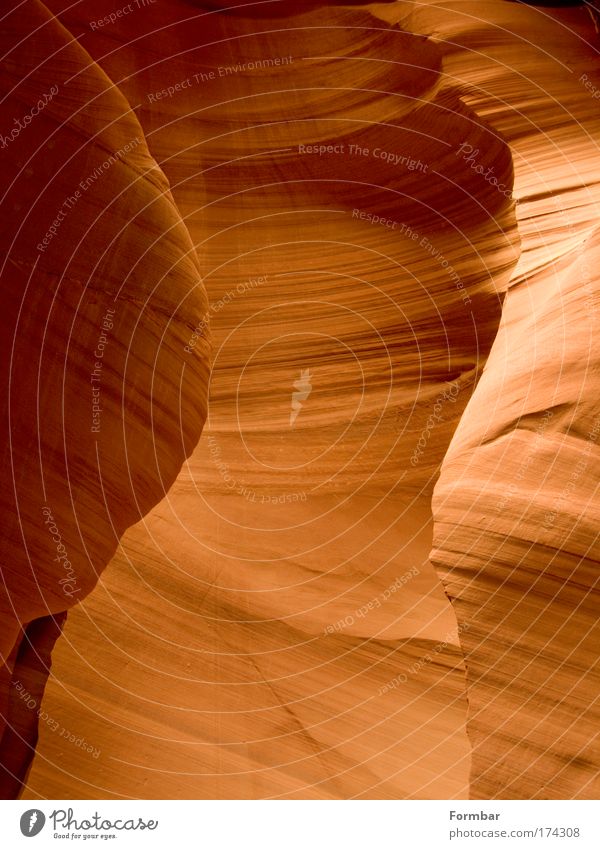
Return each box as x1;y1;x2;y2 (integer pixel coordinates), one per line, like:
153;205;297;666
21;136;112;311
433;233;600;799
0;614;66;799
16;0;517;800
0;0;209;791
1;0;598;801
424;0;600;800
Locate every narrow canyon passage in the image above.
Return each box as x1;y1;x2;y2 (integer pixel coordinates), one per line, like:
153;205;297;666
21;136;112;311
20;0;515;799
1;0;598;802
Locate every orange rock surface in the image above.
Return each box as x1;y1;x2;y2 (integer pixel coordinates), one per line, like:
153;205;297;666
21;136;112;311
1;0;598;800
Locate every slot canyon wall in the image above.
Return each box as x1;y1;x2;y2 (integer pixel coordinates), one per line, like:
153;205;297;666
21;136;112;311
0;0;598;800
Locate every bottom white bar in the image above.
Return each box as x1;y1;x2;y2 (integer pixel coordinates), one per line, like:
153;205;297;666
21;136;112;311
0;800;598;848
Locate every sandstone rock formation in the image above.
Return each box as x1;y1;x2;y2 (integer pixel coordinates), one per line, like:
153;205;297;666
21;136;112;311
0;0;209;793
421;0;600;799
1;0;598;801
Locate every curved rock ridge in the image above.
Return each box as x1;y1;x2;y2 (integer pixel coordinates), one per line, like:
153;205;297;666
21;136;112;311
19;1;519;799
48;0;518;494
0;614;66;799
424;0;600;799
25;564;471;799
432;227;600;799
433;230;600;799
0;0;210;791
8;0;598;802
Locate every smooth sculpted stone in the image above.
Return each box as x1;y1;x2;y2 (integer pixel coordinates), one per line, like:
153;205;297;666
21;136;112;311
23;0;518;800
0;0;210;792
19;0;600;803
428;0;600;799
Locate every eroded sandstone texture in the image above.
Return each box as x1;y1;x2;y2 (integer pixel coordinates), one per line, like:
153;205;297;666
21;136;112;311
424;0;600;799
0;0;209;793
1;0;598;801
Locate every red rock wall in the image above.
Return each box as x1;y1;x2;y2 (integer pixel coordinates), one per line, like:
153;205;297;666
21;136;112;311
1;0;598;801
0;0;210;791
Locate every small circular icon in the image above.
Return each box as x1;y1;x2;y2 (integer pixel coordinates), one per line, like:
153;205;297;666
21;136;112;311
20;810;46;837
